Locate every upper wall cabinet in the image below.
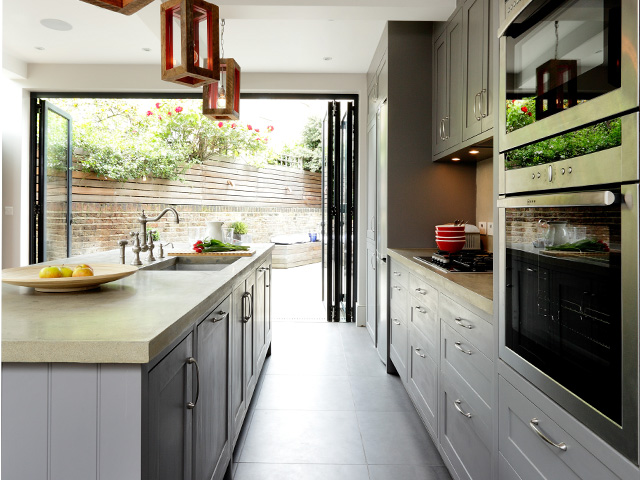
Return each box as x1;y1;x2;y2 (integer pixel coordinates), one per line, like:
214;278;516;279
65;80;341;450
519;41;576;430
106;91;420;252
433;9;463;155
462;0;493;141
433;0;494;160
367;53;389;126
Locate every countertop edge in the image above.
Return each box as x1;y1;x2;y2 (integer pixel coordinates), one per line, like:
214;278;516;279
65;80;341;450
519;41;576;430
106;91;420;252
388;248;493;316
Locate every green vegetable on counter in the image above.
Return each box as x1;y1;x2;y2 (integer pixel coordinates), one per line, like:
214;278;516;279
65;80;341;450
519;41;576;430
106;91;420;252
193;238;250;253
546;239;610;252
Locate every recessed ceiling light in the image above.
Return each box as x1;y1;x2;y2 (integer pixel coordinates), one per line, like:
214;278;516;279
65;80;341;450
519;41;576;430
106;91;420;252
323;57;333;61
469;149;479;155
142;47;152;52
35;46;45;51
451;157;461;162
40;19;73;31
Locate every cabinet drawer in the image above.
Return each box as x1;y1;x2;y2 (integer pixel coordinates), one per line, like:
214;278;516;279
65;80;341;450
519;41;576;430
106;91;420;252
440;293;492;358
442;322;492;406
441;374;492;480
409;273;438;309
389;308;408;383
499;377;619;480
389;260;409;288
410;299;438;359
408;325;438;436
390;280;409;316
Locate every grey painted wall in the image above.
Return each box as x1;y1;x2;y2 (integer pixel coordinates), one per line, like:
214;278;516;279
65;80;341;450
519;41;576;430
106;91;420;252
387;22;477;249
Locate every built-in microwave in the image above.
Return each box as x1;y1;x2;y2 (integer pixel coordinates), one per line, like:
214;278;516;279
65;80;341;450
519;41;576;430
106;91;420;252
498;0;638;153
498;185;639;462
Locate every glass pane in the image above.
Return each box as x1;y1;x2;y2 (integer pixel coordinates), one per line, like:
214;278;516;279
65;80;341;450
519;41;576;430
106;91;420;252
504;0;621;133
45;109;70;261
166;5;182;68
193;6;209;69
504;198;622;423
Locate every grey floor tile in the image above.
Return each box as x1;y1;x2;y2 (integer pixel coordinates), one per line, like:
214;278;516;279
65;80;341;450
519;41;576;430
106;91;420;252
350;375;415;412
368;465;452;480
344;347;388;377
257;375;355;411
357;411;443;465
234;463;370;480
239;410;366;464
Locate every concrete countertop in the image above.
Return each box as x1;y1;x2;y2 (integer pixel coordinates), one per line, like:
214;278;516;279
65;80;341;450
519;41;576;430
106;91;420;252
388;248;493;315
2;243;274;364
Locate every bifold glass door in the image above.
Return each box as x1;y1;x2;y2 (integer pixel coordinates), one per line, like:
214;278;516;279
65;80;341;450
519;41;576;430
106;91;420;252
31;100;73;263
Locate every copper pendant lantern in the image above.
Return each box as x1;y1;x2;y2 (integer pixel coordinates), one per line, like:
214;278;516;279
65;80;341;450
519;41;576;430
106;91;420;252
203;58;241;120
161;0;220;87
79;0;154;15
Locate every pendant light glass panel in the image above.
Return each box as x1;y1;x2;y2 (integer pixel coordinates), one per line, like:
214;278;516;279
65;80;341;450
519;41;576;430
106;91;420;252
203;58;241;120
161;0;219;87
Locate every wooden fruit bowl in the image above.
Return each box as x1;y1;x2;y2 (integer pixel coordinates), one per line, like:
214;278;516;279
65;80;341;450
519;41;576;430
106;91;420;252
2;263;138;292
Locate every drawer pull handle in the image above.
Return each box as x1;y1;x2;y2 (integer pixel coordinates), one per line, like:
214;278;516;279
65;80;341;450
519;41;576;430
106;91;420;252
393;319;401;325
529;418;568;451
393;271;402;276
415;288;427;295
455;317;473;329
187;357;200;409
454;341;472;355
414;348;426;358
454;399;472;418
415;306;427;314
212;311;227;323
393;286;402;291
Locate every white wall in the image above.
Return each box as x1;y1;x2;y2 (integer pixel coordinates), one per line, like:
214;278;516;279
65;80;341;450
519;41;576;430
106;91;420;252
3;65;369;319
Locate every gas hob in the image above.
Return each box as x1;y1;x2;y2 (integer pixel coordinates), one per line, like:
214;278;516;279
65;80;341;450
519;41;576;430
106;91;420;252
413;251;493;273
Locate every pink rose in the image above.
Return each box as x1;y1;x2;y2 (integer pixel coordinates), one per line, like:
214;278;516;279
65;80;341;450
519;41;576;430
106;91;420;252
156;102;161;109
521;106;528;113
255;128;260;133
175;106;183;113
167;111;172;116
158;115;162;120
247;125;253;131
146;111;152;116
218;122;224;128
231;123;237;129
267;125;274;132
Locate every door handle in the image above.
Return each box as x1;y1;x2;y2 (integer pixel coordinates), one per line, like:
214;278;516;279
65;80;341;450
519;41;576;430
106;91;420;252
454;341;472;355
474;92;481;121
454;399;472;418
211;311;227;323
455;317;473;329
242;292;252;322
414;348;426;358
529;418;568;451
186;357;200;409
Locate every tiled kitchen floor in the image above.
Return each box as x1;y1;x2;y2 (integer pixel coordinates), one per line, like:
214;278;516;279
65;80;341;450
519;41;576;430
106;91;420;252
231;264;451;480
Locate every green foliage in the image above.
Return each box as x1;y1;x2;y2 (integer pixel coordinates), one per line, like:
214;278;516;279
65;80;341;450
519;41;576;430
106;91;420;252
273;116;323;172
50;99;273;182
231;221;248;235
505;98;536;133
505;117;622;170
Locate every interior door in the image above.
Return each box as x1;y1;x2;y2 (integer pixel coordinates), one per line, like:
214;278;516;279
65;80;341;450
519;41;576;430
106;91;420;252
340;103;356;321
31;100;73;263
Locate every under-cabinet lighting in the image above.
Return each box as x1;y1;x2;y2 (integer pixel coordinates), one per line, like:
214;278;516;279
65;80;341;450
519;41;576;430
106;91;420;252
469;150;479;155
451;157;461;162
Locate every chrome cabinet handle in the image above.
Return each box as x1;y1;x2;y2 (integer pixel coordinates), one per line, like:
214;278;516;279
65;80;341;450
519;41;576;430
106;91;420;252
454;399;472;418
439;118;445;140
242;292;252;322
529;418;568;451
212;310;227;323
187;357;200;409
444;116;450;139
392;285;402;291
415;287;427;295
414;348;426;358
415;306;427;314
474;92;481;121
455;317;473;329
393;271;402;277
392;319;401;325
481;89;488;118
526;267;536;272
454;341;472;355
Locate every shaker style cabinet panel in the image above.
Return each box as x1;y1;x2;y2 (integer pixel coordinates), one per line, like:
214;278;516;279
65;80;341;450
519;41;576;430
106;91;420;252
147;333;194;480
366;122;376;241
462;0;493;141
498;376;620;480
389;306;409;383
408;325;439;437
433;31;448;155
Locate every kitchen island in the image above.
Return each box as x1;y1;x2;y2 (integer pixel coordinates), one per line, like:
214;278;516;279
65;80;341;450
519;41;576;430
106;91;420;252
2;243;274;480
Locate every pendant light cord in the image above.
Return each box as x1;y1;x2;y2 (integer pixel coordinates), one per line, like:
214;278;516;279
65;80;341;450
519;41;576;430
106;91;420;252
221;19;225;59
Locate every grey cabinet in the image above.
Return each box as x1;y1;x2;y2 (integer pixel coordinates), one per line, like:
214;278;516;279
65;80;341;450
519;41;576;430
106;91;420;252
255;259;272;373
389;259;409;382
366;121;376;241
231;273;256;445
434;9;464;154
408;324;438;437
147;333;194;480
462;0;493;141
367;53;388;127
498;376;621;480
195;299;231;480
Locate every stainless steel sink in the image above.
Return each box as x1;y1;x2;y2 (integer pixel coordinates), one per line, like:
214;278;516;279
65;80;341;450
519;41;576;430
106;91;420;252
143;256;240;271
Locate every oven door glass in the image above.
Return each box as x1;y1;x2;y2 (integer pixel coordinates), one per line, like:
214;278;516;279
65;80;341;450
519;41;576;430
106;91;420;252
504;0;621;133
504;192;622;423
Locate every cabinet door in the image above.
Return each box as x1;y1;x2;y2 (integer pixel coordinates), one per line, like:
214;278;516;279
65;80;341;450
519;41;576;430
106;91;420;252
433;31;448;155
462;0;486;141
367;81;377;126
195;298;231;480
481;0;493;132
148;333;193;480
445;9;464;149
377;56;388;104
408;325;438;437
231;282;247;445
366;122;376;241
366;240;377;344
255;264;267;372
244;274;257;402
389;308;408;383
264;259;272;347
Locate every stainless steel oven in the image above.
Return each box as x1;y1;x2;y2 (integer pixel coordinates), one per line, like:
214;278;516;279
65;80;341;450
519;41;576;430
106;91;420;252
498;0;638;153
498;186;639;462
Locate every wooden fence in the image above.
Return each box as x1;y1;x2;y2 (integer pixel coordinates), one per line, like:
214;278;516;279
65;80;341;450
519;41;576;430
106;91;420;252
71;156;322;208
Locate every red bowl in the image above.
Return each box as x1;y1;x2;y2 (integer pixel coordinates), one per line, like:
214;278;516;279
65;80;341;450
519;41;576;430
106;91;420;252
436;226;465;233
435;230;466;238
435;238;466;253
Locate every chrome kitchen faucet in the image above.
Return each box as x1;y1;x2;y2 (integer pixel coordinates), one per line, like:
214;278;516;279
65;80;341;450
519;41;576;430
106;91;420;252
133;208;180;265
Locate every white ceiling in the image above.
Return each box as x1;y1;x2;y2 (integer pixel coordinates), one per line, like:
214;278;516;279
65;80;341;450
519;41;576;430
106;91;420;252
3;0;455;73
